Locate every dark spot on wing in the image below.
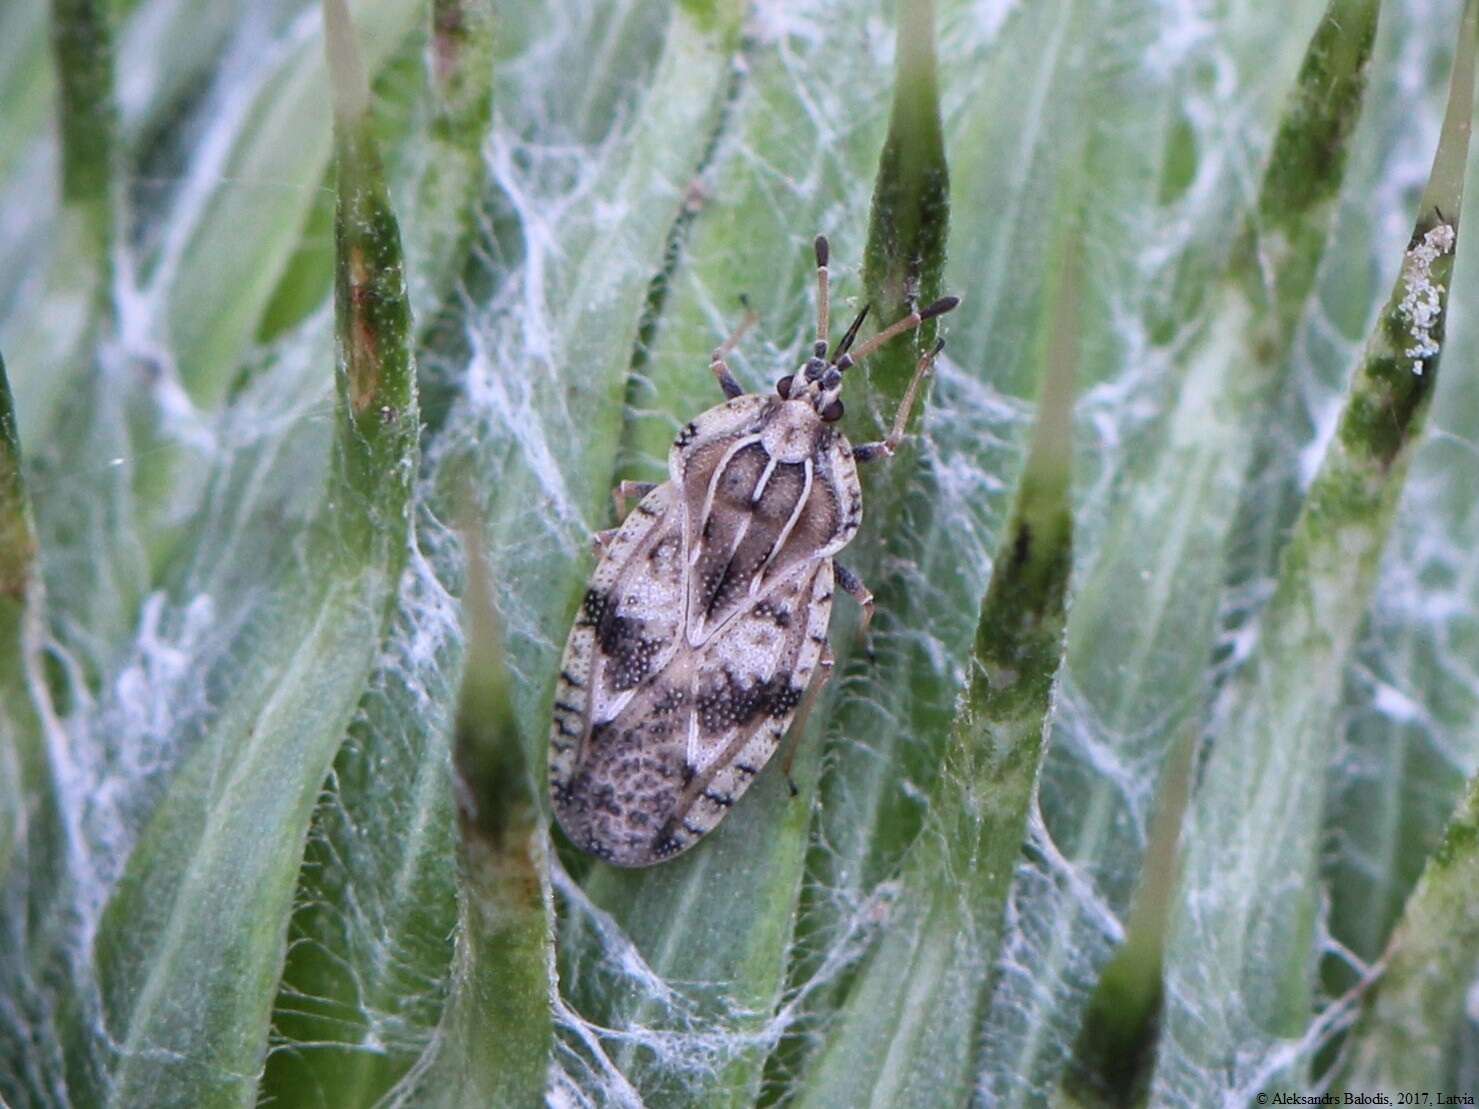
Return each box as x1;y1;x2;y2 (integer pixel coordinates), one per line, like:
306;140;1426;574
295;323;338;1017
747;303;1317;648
579;588;608;627
594;603;666;692
694;668;804;733
650;685;688;715
752;602;792;628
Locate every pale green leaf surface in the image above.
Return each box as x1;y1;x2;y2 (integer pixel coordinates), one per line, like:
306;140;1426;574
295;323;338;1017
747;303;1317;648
161;0;422;409
2;2;420;1101
968;2;1475;1101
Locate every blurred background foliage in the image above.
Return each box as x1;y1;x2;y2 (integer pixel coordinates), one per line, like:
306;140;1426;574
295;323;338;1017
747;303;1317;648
1;0;1478;1105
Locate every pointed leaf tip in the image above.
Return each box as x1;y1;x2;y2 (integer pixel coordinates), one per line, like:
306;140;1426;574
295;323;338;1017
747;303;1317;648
323;0;371;125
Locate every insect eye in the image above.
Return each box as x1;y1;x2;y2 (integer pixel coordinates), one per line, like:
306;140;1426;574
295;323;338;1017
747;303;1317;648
776;375;794;399
820;399;844;422
821;368;842;390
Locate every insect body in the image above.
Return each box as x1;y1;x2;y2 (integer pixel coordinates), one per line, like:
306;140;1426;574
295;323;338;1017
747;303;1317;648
549;236;958;866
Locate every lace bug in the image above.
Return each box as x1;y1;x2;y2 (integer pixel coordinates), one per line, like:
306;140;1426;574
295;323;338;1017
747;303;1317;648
549;235;959;866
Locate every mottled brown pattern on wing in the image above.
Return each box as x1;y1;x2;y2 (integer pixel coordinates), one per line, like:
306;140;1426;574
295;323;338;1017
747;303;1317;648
548;483;680;812
552;561;832;865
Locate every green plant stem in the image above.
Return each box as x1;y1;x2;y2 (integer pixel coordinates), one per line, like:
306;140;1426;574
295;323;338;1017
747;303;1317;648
813;0;952;947
413;521;553;1107
410;0;495;319
5;0;118;449
860;0;949;421
251;4;447;1104
323;0;418;555
48;0;115;261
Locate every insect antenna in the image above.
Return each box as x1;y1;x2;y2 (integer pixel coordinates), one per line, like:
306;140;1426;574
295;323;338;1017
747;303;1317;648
830;305;870;363
814;235;830;359
842;295;959;365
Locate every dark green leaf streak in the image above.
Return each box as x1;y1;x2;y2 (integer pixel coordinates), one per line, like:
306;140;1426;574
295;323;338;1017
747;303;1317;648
1063;0;1386;1097
800;209;1076;1109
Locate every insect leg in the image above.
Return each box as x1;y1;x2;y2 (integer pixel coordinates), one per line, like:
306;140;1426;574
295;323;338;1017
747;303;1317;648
612;480;658;520
834;562;875;639
709;302;759;399
853;339;944;463
780;643;835;794
710;354;745;400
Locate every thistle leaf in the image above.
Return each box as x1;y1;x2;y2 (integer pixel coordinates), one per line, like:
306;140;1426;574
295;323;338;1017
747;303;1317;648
798;213;1077;1109
1151;0;1476;1097
45;5;422;1101
1336;770;1479;1091
0;1;1475;1105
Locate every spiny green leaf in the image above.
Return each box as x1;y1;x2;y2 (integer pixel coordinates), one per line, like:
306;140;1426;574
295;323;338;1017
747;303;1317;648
423;519;554;1107
258;5;498;1102
981;0;1385;1096
2;1;1476;1104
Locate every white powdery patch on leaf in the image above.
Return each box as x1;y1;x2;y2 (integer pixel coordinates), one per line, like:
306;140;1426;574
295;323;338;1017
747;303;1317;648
1397;222;1455;374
